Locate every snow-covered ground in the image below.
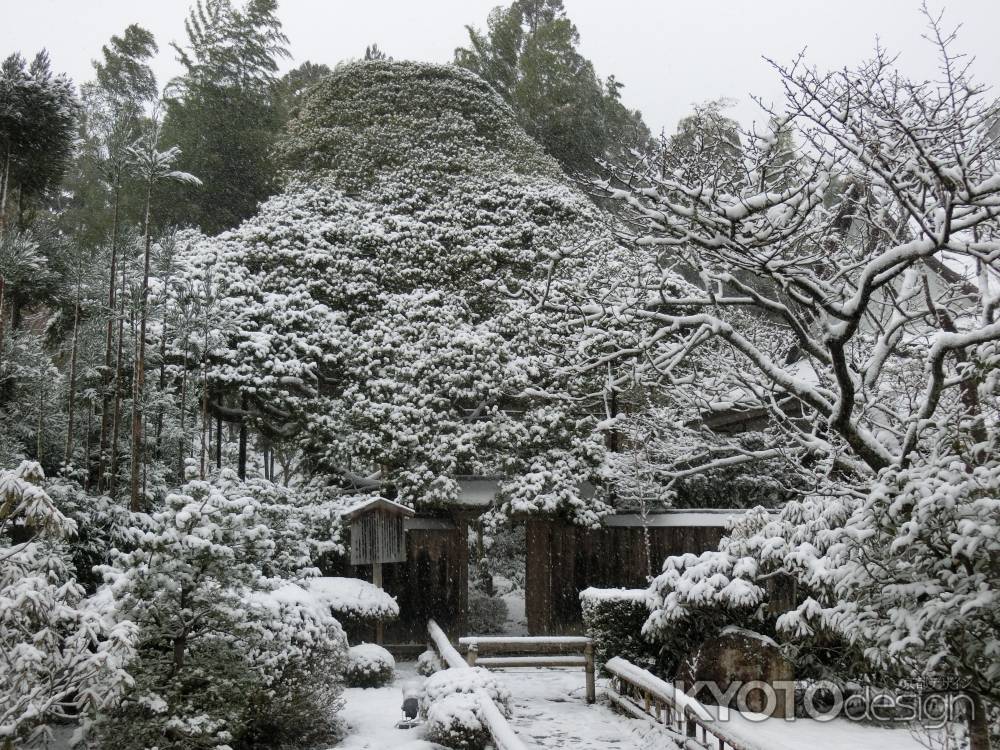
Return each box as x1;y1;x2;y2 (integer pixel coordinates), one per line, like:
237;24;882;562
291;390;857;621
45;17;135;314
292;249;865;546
697;703;936;750
335;663;939;750
500;590;528;636
494;668;679;749
336;663;445;750
493;575;528;636
335;662;676;749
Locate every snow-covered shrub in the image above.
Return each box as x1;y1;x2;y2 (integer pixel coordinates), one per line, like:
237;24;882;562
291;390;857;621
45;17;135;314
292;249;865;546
643;505;837;677
95;474;348;750
0;461;136;747
780;459;1000;717
307;575;400;625
226;473;348;578
465;588;509;635
45;476;133;591
425;692;491;750
420;667;512;719
417;649;444;677
345;643;395;688
580;587;656;672
646;456;1000;721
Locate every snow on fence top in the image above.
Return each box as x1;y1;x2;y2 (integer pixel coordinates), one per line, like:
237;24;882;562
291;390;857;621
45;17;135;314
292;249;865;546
579;587;649;604
602;509;755;528
458;635;592;647
306;576;399;621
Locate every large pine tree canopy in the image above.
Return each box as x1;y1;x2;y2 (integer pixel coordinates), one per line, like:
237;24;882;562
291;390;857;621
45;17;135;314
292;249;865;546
276;60;562;186
191;60;655;522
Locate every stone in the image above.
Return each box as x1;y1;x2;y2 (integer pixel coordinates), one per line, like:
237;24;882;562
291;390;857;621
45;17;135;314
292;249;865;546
676;626;795;718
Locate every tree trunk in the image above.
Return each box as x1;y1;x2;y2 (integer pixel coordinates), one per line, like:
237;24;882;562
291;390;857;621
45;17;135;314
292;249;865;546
0;155;18;399
109;245;128;499
16;183;25;232
155;319;167;458
0;274;6;378
238;392;248;480
36;382;44;461
200;379;208;480
84;402;93;490
172;589;188;675
215;406;222;470
98;180;122;489
64;283;81;467
129;177;154;512
142;414;148;499
968;692;992;750
0;147;11;239
177;345;188;480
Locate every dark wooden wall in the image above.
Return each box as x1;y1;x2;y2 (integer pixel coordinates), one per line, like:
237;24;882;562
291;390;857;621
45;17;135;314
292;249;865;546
342;517;468;643
525;519;725;634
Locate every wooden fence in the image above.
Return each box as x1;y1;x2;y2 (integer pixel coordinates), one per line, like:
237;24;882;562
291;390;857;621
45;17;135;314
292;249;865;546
426;619;529;750
605;656;762;750
525;513;734;634
459;635;596;704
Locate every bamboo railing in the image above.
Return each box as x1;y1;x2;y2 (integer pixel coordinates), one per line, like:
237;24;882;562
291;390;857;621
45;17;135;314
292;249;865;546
604;657;762;750
426;619;530;750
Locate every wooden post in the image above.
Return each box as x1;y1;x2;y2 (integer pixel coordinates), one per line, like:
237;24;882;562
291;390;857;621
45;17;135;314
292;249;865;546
584;641;595;704
455;514;469;636
466;642;478;667
373;561;384;645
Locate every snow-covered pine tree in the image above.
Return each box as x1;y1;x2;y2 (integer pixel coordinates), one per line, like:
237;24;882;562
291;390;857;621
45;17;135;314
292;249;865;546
0;461;135;748
97;470;348;750
185;60;661;523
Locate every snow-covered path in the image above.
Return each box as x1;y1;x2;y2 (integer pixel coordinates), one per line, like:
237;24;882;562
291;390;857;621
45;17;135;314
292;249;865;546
492;668;675;749
334;663;671;750
335;664;931;750
336;663;444;750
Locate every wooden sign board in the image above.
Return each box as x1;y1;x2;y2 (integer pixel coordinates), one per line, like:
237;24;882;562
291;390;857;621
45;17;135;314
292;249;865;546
350;509;407;565
345;497;414;566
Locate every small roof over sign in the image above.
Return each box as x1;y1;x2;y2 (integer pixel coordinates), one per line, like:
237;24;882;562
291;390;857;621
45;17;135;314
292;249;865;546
341;496;416;522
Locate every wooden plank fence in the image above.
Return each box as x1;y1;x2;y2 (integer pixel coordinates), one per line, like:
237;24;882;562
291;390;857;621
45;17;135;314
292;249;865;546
525;515;731;634
605;657;763;750
459;635;596;704
427;619;530;750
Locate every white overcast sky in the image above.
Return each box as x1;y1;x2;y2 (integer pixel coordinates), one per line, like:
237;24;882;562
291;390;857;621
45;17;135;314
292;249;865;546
2;0;998;134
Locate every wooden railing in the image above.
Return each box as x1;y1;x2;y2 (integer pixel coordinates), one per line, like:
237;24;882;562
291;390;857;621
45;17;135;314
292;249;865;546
459;635;596;704
604;657;762;750
426;619;530;750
